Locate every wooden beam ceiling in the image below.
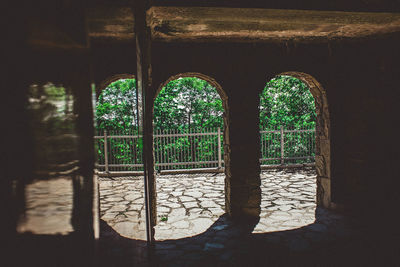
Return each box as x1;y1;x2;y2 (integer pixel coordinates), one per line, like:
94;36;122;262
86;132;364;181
87;7;400;43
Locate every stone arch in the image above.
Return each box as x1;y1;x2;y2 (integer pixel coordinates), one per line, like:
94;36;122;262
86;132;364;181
155;72;228;105
154;72;231;212
97;74;135;96
263;71;332;209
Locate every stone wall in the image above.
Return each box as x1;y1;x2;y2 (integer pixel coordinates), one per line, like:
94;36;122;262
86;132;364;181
148;35;400;218
5;1;400;265
92;33;400;222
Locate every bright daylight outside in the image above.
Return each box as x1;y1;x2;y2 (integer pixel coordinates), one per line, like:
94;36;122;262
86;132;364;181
95;75;318;241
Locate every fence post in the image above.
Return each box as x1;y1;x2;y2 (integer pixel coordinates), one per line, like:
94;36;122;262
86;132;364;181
217;127;222;168
280;126;284;165
104;130;109;172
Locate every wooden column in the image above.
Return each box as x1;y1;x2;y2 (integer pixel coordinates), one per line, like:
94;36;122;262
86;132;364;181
133;0;156;242
70;52;95;242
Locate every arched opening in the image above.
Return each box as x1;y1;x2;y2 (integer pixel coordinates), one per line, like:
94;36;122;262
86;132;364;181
254;72;331;233
94;76;147;240
152;73;230;240
96;74;136;97
95;77;142;173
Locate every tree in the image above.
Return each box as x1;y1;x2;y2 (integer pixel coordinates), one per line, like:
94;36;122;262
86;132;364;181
95;79;141;170
153;77;224;167
259;75;316;130
96;77;224;132
95;79;138;132
95;77;225;169
94;76;317;169
259;75;316;163
153;77;223;131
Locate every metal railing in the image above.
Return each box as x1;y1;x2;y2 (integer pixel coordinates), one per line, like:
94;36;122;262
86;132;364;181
94;126;315;172
260;125;315;166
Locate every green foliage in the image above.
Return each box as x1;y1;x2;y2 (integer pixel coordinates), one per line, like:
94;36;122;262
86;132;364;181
96;77;223;132
154;77;223;131
259;76;316;163
95;79;142;170
95;79;138;132
152;77;223;169
259;75;316;130
95;75;317;169
95;77;223;132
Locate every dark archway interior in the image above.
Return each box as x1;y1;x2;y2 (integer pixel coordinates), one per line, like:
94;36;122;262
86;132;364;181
4;1;400;266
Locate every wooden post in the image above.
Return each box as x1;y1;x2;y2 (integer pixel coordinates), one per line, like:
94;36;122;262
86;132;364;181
280;126;284;165
104;130;109;173
217;127;222;168
134;0;155;243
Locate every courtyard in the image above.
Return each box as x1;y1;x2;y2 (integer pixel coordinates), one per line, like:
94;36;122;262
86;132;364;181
16;169;389;266
97;168;368;266
99;169;318;241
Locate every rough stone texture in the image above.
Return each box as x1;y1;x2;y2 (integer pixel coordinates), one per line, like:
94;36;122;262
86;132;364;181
149;67;328;222
99;178;146;240
99;169;317;240
97;170;385;266
17;178;74;235
6;2;400;266
89;7;400;223
281;72;331;209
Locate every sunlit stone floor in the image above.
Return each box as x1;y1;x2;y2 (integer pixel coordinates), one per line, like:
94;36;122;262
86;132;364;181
99;169;317;241
16;170;397;266
17;177;74;235
98;169;371;266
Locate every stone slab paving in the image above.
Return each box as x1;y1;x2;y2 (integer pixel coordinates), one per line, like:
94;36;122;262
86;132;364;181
16;171;395;266
17;177;74;235
154;174;225;240
98;169;375;266
99;177;147;240
254;169;316;233
99;169;317;241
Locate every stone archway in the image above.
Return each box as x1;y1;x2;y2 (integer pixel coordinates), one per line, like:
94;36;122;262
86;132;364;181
154;73;230;196
94;75;148;240
151;72;232;239
272;71;331;208
156;72;228;110
97;74;135;96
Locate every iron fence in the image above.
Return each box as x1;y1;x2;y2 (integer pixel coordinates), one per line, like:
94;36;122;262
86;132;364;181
95;126;315;172
260;125;315;165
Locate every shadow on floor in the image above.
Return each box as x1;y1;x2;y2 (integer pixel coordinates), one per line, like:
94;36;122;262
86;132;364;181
97;207;400;266
11;208;400;266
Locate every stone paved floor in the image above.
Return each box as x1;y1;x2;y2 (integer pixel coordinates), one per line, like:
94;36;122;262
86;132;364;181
14;170;400;266
98;169;384;266
255;169;316;233
99;177;147;240
99;169;316;241
17;177;74;235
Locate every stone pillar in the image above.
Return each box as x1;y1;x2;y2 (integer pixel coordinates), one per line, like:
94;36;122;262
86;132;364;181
308;77;331;209
224;80;261;221
280;71;332;209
